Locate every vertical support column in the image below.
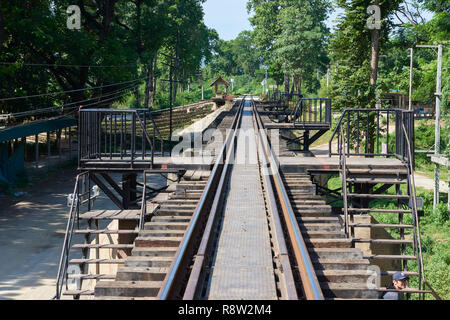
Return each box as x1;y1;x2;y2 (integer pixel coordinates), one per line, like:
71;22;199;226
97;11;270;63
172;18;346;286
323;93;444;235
119;172;138;258
69;126;72;158
22;137;26;162
304;130;310;152
58;129;62;161
47;131;51;170
433;45;442;210
35;134;39;168
169;64;173;156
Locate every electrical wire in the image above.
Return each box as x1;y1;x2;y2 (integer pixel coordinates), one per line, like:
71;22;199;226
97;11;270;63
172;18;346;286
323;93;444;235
0;62;137;68
0;77;146;102
0;82;142;120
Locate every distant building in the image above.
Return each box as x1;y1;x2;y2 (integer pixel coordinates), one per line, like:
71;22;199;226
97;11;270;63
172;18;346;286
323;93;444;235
380;93;434;114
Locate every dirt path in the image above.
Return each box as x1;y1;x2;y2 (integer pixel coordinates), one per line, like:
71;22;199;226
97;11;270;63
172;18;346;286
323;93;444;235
0;168;78;299
0;167;122;300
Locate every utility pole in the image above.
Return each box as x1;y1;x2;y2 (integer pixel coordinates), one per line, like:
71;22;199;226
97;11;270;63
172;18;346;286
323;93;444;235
409;48;414;110
326;66;329;89
417;44;443;209
160;52;180;156
169;63;173;156
200;71;204;101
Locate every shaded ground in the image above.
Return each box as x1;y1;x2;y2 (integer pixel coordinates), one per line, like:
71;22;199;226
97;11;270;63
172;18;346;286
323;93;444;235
0;167;78;299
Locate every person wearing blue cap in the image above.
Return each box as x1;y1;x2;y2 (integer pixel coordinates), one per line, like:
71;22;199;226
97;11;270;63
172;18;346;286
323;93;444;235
380;271;410;299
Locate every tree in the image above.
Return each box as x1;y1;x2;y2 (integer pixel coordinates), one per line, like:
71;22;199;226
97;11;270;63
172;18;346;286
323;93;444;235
274;0;330;95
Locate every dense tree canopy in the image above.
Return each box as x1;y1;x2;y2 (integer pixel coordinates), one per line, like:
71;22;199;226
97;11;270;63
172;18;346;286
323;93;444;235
0;0;214;116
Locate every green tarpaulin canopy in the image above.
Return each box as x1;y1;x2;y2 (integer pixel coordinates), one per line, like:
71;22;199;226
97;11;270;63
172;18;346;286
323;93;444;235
0;117;76;143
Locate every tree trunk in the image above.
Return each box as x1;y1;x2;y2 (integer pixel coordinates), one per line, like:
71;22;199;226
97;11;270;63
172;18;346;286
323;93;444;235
0;8;4;48
144;56;154;109
368;0;380;154
284;73;289;92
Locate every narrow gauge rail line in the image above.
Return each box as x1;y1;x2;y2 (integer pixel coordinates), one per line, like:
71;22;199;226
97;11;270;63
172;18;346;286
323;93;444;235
155;96;323;300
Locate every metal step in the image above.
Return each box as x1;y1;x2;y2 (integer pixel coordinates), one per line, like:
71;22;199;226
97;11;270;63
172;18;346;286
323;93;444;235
143;222;189;230
131;247;178;257
316;270;375;283
95;280;163;297
349;223;414;229
364;254;417;260
346;208;412;214
72;244;135;249
353;239;414;245
137;229;186;238
63;289;94;296
301;230;345;239
115;267;169;281
320;282;378;299
125;256;173;268
346;177;407;184
347;194;410;199
69;258;126;264
312;259;370;270
67;274;116;280
78;209;141;220
73;229;140;235
309;248;363;260
305;238;352;248
377;287;432;294
134;236;182;248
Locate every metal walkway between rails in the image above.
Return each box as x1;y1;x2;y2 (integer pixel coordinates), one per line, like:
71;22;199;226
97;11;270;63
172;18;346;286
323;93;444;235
205;101;277;300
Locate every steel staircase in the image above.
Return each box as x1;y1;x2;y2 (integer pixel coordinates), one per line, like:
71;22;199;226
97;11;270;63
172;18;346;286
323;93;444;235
335;109;440;299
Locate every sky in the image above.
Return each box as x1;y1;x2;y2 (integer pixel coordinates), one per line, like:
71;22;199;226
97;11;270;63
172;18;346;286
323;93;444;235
202;1;434;41
201;0;342;41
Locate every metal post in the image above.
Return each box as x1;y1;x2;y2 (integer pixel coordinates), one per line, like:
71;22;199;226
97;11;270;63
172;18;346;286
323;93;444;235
169;63;173;156
35;134;39;168
409;48;413;111
326;67;329;89
433;44;442;209
58;129;62;161
201;72;204;101
416;44;443;209
47;131;51;169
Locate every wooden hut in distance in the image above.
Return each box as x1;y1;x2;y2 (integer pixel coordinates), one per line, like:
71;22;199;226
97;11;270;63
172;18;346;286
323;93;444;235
210;76;231;100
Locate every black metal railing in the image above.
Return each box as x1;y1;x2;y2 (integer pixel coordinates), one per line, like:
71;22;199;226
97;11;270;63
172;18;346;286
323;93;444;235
78;109;163;168
289;98;332;125
54;171;92;299
329;109;415;166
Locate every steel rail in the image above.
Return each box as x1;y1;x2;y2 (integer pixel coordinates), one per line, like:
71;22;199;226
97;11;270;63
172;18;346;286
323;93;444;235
252;98;324;300
157;97;245;299
252;100;299;300
182;97;245;299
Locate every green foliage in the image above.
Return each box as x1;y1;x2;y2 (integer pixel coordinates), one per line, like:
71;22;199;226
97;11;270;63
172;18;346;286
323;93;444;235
0;0;215;116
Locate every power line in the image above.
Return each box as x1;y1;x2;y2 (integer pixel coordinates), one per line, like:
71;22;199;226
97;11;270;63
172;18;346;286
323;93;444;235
0;82;141;120
0;77;147;102
0;62;137;68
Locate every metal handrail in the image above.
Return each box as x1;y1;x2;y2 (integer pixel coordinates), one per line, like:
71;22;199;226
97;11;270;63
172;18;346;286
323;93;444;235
252;98;324;300
400;121;428;299
339;125;349;238
54;171;88;299
329;108;414;162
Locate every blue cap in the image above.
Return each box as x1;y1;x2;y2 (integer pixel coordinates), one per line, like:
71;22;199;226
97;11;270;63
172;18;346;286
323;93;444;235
393;271;409;281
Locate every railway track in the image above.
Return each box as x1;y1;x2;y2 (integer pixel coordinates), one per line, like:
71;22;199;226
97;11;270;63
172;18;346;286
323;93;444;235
93;96;377;300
